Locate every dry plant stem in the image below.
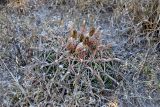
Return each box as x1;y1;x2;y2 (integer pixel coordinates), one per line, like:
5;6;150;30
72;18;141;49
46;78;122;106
1;59;32;105
1;60;25;94
83;57;123;63
117;92;160;100
139;48;150;72
133;48;151;80
86;66;105;89
101;59;120;86
104;72;120;86
40;54;66;69
73;64;82;97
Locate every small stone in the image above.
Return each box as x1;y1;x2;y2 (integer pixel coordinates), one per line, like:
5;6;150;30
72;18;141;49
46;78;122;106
59;65;63;69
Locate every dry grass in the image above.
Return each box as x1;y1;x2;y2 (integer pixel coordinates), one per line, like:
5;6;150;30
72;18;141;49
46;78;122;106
0;0;160;106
